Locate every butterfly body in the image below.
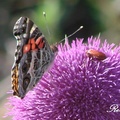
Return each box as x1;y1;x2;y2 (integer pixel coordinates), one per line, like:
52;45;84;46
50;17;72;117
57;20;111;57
11;17;57;98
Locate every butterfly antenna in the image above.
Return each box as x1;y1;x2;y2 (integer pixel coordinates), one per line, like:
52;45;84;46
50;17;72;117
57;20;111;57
43;12;83;45
58;26;83;44
43;12;51;40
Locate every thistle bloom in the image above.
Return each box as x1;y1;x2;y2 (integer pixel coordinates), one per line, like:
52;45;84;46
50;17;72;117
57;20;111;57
6;37;120;120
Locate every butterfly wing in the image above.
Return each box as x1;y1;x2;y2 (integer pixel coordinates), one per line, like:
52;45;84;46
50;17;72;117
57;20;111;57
11;17;56;98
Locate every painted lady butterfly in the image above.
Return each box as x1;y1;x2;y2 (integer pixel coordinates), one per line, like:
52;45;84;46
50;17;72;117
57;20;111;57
11;17;58;98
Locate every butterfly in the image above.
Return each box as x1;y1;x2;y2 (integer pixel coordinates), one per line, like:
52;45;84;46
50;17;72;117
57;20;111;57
11;17;58;99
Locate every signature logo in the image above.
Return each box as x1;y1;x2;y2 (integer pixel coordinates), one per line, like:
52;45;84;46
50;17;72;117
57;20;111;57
107;104;120;112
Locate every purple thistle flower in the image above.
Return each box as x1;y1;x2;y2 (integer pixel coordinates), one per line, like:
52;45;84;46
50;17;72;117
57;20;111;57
6;37;120;120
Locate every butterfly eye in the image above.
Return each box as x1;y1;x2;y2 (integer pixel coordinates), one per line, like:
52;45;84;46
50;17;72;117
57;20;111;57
23;77;30;90
50;45;58;53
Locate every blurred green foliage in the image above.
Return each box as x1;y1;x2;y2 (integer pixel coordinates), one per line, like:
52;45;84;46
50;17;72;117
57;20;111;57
33;0;105;43
0;0;105;52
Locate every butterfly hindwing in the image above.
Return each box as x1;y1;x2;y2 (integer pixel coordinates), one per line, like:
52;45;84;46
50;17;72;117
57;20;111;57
11;17;56;98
